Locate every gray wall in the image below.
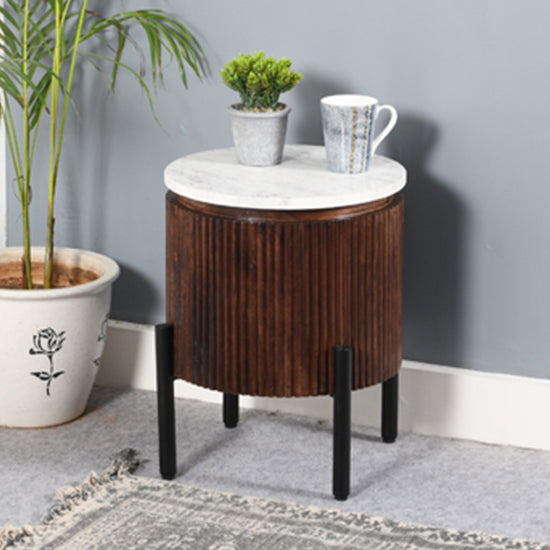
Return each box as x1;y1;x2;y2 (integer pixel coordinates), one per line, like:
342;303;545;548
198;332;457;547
7;0;550;379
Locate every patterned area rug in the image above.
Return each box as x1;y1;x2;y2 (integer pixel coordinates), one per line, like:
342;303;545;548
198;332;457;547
1;450;548;550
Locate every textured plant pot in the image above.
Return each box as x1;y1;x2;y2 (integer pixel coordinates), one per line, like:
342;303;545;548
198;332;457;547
0;247;120;428
228;103;290;166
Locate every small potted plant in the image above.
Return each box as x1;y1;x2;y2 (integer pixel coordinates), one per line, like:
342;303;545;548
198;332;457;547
0;2;204;428
221;51;303;166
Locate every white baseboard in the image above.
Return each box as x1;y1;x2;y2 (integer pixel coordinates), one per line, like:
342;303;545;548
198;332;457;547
97;320;550;452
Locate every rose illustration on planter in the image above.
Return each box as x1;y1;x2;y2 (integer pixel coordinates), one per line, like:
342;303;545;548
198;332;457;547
93;315;109;369
29;327;66;396
97;315;108;343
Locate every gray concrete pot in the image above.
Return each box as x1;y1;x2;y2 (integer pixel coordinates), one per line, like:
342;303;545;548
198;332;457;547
228;104;290;166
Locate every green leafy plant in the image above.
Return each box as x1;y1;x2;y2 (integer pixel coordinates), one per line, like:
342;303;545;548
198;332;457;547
220;51;302;111
0;1;205;289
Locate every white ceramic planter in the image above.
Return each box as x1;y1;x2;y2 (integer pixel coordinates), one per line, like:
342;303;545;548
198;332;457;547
228;103;290;166
0;247;120;428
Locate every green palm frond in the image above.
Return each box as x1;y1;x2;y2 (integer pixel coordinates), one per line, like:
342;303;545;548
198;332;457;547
0;1;205;289
81;10;202;89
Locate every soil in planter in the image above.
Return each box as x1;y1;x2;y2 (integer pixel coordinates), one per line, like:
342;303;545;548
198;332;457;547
0;260;99;290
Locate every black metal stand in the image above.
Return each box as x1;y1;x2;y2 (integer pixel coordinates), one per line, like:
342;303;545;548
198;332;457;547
382;373;399;443
155;323;177;480
154;327;399;497
333;345;352;501
223;393;239;428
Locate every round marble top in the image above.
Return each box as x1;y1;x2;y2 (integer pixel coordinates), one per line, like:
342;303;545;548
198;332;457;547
164;144;406;210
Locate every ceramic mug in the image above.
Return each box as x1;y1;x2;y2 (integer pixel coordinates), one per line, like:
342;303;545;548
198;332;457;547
321;94;398;173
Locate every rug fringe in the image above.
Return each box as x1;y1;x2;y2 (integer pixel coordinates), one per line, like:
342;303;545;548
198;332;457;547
0;448;140;550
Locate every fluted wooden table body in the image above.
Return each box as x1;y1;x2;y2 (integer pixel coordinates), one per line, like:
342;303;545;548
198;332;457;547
166;190;403;397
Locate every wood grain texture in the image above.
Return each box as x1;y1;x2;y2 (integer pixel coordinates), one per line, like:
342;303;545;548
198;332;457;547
166;191;403;397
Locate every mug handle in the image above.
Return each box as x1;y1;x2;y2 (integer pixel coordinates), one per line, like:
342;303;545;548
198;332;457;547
371;104;398;155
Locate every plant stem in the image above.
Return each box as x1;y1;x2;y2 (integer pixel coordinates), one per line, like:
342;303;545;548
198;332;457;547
21;0;32;289
46;355;54;397
44;0;89;288
44;1;62;289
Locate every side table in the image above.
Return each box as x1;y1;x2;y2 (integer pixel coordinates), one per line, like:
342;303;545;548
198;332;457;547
157;145;406;500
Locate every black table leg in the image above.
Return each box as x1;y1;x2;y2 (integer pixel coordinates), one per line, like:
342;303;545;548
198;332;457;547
156;323;177;479
223;393;239;428
382;373;399;443
333;345;352;501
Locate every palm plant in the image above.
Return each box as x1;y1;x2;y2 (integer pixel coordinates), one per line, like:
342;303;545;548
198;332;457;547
0;0;204;289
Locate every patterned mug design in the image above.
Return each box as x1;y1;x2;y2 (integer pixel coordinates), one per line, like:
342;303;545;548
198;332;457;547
321;94;398;174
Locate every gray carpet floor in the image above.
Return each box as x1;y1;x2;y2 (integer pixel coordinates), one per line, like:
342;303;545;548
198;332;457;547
1;386;549;545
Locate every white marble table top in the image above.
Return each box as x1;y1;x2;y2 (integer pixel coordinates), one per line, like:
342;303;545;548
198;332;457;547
164;145;406;210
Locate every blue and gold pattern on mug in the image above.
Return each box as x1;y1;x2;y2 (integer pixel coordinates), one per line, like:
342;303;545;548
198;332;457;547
321;95;397;174
349;105;374;173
